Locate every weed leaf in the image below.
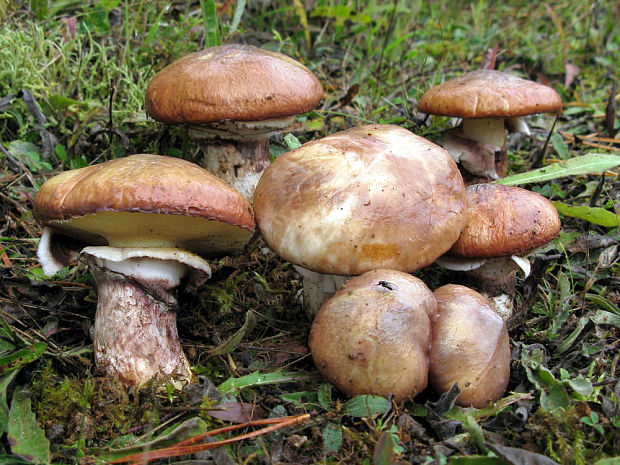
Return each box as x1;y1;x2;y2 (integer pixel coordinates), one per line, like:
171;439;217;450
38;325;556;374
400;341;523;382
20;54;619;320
322;422;342;454
342;395;390;418
552;202;619;227
7;389;51;465
521;346;570;412
0;342;46;375
496;153;620;186
486;442;560;464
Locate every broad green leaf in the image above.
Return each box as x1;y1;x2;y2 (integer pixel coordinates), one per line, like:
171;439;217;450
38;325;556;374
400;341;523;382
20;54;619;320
7;390;51;464
374;429;399;465
550;132;570;160
552;202;619;227
496;153;620;186
592;310;620;328
218;370;318;396
521;346;570;412
0;338;15;355
342;395;390;418
284;133;302;150
565;374;594;398
594;458;620;465
0;342;47;375
317;383;332;409
322;422;343;454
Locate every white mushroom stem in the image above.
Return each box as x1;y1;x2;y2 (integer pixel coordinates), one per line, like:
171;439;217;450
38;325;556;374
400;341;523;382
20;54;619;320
83;246;211;388
293;265;349;318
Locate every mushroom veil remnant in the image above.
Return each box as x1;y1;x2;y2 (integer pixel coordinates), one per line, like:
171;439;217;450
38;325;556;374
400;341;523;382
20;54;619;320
33;154;255;387
417;70;562;179
145;44;324;200
252;124;468;314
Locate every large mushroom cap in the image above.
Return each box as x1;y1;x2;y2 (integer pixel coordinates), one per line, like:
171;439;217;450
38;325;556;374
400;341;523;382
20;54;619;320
429;284;511;408
33;154;255;256
309;269;437;402
449;183;560;258
417;69;562;119
253;124;468;276
145;44;324;125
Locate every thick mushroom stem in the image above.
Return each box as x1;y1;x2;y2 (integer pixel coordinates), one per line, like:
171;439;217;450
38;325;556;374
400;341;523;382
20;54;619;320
83;247;211;387
461;118;507;178
199;139;271;201
189;116;295;200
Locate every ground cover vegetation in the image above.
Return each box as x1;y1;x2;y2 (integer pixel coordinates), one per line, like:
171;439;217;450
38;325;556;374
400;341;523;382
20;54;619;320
0;0;619;463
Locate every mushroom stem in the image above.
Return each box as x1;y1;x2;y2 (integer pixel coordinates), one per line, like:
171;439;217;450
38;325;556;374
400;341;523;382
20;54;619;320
199;139;271;201
83;248;211;387
461;118;507;178
293;265;348;318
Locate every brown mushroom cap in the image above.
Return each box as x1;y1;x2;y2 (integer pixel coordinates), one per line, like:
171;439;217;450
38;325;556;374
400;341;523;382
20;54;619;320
429;284;511;408
145;44;324;124
33;154;255;255
309;269;437;402
417;69;563;119
449;183;560;259
253;124;468;276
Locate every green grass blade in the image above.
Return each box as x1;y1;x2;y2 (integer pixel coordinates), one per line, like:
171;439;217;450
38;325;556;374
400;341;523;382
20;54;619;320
200;0;221;47
496;153;620;186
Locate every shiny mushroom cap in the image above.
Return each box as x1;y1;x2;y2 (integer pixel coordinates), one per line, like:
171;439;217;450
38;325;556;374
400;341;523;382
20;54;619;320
449;183;561;259
34;154;255;272
253;124;468;276
417;69;562;119
309;269;437;402
145;44;324;126
429;284;511;408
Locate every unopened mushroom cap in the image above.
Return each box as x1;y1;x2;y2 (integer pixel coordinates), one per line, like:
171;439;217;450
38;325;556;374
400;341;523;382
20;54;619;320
33;154;255;255
253;124;468;276
417;70;562;119
145;44;324;124
429;284;510;408
309;269;437;402
449;183;560;258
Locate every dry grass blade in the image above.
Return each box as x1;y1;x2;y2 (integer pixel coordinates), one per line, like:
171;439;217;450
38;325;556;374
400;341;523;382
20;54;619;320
107;413;312;464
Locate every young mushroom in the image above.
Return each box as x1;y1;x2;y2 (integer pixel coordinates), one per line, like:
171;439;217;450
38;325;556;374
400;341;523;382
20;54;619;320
252;124;468;315
417;70;562;179
33;154;255;387
429;284;511;408
435;183;561;318
145;44;324;200
309;269;438;402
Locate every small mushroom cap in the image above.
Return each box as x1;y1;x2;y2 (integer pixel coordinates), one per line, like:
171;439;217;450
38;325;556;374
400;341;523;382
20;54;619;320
309;269;437;402
33;154;255;255
253;124;468;276
417;70;563;119
429;284;511;408
449;183;560;258
145;44;324;124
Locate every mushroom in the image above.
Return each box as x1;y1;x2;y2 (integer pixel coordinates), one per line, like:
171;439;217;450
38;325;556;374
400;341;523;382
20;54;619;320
417;70;562;179
435;183;560;318
33;154;255;387
429;284;511;408
252;124;468;315
309;269;438;402
145;44;324;200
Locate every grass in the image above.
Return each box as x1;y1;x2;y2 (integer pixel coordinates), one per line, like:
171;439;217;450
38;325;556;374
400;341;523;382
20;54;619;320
1;0;619;464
